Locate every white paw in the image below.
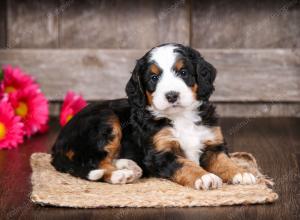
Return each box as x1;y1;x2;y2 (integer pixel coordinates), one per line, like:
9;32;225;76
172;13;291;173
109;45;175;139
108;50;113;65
114;159;143;179
232;172;256;185
87;169;105;181
194;173;223;190
110;169;135;184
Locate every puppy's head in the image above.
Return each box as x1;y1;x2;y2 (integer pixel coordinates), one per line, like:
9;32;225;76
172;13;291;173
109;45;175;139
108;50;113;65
126;43;216;117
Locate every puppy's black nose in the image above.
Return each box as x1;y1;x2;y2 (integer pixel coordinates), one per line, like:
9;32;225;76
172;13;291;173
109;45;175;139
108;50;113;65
165;91;179;103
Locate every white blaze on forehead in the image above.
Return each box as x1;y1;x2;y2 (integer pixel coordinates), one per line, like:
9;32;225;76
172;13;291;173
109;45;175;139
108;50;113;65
149;45;178;70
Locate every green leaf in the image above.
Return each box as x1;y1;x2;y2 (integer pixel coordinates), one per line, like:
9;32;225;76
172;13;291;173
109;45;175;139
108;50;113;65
0;69;3;81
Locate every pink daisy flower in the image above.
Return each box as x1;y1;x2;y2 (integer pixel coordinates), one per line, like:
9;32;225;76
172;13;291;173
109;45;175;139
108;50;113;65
0;65;38;95
9;87;49;137
60;91;87;126
0;97;24;149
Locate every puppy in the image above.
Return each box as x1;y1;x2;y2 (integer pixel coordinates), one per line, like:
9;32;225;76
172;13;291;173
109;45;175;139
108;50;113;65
51;43;256;189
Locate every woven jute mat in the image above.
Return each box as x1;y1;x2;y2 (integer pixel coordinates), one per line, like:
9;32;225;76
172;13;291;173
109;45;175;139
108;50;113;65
30;152;278;208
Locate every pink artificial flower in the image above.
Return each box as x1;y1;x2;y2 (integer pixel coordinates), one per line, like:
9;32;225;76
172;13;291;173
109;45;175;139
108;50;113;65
9;87;49;137
0;65;38;95
0;97;24;149
38;123;49;134
60;91;87;126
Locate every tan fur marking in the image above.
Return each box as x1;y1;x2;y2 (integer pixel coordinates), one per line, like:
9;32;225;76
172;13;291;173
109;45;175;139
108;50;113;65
153;127;182;154
104;115;122;159
175;59;185;71
172;157;208;188
150;64;160;75
205;152;245;182
191;84;198;99
204;126;224;147
100;115;122;181
99;158;116;181
146;91;153;105
66;150;74;160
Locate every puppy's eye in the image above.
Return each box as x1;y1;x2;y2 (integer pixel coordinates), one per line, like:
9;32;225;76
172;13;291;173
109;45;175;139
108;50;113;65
151;75;159;82
179;69;188;77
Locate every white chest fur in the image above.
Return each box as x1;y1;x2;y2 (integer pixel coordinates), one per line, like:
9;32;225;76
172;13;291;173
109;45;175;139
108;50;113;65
170;113;215;165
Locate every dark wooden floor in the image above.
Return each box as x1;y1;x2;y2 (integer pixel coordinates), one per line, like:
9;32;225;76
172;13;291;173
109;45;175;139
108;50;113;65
0;117;299;220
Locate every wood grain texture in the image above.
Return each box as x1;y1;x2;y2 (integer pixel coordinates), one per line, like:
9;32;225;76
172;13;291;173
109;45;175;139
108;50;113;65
0;49;143;100
59;0;189;48
216;102;300;117
0;49;299;102
0;118;299;219
6;0;59;48
48;102;300;117
0;0;6;48
191;0;300;48
3;0;300;49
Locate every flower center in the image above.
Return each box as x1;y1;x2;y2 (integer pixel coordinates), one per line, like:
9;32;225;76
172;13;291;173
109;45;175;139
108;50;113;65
15;102;28;118
0;122;6;140
66;114;73;123
4;86;16;93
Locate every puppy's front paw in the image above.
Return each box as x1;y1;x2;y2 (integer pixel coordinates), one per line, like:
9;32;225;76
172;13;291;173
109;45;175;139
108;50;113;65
194;173;223;190
232;172;256;185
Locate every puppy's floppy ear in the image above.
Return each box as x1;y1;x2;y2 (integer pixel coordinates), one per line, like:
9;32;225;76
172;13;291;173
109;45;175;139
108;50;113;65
187;47;217;101
126;58;146;111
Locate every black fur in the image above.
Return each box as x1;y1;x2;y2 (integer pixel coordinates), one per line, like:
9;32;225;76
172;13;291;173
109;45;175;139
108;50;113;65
51;43;227;181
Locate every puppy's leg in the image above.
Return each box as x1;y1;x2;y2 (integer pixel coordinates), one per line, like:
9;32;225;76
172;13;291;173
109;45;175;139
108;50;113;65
145;127;222;190
202;127;256;184
89;160;141;186
145;151;222;190
201;147;256;185
96;116;141;184
172;157;223;190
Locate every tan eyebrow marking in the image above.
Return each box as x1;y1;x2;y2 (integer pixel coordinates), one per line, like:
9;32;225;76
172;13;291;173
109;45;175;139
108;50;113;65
175;59;185;71
150;64;160;75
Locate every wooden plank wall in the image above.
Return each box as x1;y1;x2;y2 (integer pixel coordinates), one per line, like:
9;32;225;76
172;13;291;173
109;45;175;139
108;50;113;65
2;0;299;49
6;0;59;48
0;49;299;102
0;0;6;48
0;0;299;117
191;0;300;48
59;0;189;48
3;0;190;48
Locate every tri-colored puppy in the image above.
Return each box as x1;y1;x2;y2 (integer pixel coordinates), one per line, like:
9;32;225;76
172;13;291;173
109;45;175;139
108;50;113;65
51;43;256;190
